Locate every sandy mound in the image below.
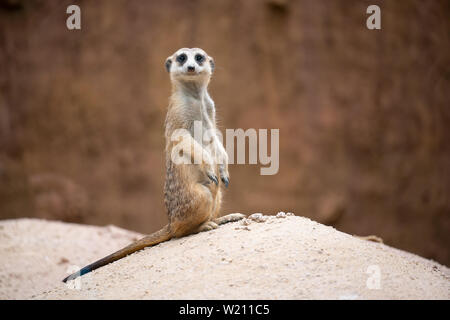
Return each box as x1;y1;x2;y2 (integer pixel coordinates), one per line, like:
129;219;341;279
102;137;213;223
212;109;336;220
1;215;449;299
0;218;142;299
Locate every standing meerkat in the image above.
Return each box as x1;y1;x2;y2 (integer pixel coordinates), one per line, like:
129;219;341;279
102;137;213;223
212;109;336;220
63;48;244;283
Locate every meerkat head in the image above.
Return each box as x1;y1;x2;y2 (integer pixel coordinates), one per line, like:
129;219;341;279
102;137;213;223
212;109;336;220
165;48;215;83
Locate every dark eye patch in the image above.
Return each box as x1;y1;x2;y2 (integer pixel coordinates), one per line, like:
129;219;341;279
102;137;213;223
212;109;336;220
195;54;205;65
176;53;187;65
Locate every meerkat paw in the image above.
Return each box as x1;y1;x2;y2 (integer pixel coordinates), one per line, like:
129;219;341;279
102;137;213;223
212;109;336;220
220;175;229;188
214;213;246;225
218;165;229;188
197;221;219;232
206;170;219;186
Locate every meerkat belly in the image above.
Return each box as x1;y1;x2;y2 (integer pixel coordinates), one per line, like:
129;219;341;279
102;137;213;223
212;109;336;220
164;158;214;218
164;160;192;218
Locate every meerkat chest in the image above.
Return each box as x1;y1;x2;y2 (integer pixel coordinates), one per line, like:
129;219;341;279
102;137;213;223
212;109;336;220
186;99;215;145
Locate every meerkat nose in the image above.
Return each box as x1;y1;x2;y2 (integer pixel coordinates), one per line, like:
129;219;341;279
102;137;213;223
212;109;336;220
187;65;195;72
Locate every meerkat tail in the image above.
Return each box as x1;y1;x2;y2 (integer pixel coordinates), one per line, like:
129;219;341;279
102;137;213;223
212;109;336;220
62;225;172;283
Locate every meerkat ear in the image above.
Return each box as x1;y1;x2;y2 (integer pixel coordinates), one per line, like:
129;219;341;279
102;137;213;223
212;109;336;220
165;58;172;73
209;58;215;73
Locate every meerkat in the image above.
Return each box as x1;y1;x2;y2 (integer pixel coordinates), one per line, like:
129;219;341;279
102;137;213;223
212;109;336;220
63;48;244;283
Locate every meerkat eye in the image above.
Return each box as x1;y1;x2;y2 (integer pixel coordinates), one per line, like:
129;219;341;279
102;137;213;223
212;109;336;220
195;54;205;63
176;54;187;64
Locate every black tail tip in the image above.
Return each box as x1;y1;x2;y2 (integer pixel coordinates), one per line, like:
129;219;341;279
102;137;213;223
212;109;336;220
63;272;80;283
62;266;91;283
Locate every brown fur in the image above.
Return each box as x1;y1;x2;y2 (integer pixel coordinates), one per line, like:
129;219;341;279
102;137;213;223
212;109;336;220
62;48;244;283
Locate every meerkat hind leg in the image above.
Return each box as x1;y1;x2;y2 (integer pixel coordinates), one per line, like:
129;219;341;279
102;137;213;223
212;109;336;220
196;221;219;233
214;213;246;225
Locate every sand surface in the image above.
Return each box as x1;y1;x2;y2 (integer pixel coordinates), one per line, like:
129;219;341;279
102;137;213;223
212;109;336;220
0;218;142;299
0;215;449;299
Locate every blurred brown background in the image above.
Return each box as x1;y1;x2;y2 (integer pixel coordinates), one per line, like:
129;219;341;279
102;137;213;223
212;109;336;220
0;0;449;265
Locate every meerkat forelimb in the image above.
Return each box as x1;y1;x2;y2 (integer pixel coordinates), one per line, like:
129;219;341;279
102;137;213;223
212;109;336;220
62;48;244;283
